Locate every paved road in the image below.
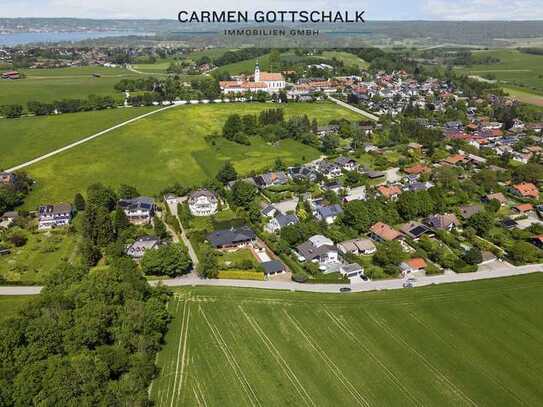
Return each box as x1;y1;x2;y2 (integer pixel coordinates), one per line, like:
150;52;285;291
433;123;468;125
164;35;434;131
2;261;541;296
327;95;380;121
6;104;180;172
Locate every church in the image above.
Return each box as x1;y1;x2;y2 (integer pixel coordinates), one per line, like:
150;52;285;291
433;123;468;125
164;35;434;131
219;62;286;94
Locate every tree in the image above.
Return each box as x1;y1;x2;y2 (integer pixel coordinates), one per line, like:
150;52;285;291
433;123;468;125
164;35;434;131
118;184;140;200
95;208;115;247
113;207;130;235
222;114;242;140
509;241;542;264
216;161;238;183
153;216;169;240
230;181;257;209
8;233;27;247
73;193;86;212
197;246;218;278
373;241;407;268
86;183;117;211
467;211;495;235
0;104;24;118
141;244;192;277
80;238;102;267
463;247;483;265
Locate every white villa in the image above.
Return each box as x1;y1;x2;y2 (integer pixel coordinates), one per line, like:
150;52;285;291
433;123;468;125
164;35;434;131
219;62;285;94
188;189;219;216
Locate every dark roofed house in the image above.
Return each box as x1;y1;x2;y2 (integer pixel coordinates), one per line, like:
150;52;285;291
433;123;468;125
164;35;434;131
335;156;358;171
118;196;155;225
316;204;343;225
459;204;483;219
400;221;433;240
0;172;16;186
207;226;256;249
126;236;161;260
264;212;299;233
425;213;460;231
261;260;286;276
253;171;289;188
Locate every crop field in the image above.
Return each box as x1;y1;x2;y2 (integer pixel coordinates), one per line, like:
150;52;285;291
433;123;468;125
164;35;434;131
0;106;157;169
455;49;543;96
150;273;543;406
22;102;360;208
0;66;142;105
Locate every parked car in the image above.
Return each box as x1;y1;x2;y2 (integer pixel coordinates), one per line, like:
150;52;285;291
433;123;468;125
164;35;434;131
339;287;351;292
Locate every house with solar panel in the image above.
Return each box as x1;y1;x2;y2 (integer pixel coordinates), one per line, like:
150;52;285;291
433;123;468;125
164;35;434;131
118;196;155;225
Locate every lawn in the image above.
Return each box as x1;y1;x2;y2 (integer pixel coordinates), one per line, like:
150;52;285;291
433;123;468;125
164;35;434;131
320;51;369;68
0;106;157;169
0;66;142;105
22;102;360;208
0;229;79;284
213;53;274;76
0;296;31;322
151;273;543;406
455;49;543;95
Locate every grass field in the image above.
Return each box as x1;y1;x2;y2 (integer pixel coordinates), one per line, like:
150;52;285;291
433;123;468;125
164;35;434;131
320;51;369;68
0;296;30;322
455;49;543;95
0;230;79;284
22;102;360;208
0;106;157;169
0;66;141;105
503;87;543;107
150;273;543;406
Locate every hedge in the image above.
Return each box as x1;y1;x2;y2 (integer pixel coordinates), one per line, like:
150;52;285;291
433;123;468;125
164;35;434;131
217;270;265;281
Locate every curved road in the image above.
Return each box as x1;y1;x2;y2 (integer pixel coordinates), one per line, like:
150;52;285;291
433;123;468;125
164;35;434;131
1;262;540;296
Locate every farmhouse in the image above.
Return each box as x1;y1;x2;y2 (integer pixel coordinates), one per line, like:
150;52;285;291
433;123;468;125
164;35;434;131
188;189;218;216
118;196;155;225
207;226;256;249
38;203;72;230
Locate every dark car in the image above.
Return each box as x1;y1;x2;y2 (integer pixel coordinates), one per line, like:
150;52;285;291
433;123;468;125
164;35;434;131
339;287;351;293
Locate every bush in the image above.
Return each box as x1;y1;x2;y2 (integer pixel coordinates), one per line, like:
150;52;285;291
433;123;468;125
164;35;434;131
292;272;307;283
217;270;264;280
8;234;27;247
425;263;442;275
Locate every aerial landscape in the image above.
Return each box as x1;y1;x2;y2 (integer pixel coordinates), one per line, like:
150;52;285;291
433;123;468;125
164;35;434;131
1;1;543;405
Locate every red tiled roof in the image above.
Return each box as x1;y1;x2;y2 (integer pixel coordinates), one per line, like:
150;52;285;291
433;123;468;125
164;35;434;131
377;185;401;199
513;182;539;198
370;222;402;241
404;164;430;175
405;258;427;270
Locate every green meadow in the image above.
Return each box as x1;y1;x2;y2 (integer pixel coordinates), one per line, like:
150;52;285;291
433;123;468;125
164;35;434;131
455;49;543;96
151;273;543;407
0;66;141;105
21;102;360;208
0;106;157;169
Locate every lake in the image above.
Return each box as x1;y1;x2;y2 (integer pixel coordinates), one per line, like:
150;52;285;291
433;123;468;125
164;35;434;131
0;31;152;46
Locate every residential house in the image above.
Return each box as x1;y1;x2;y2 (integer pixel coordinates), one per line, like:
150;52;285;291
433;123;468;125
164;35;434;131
425;213;460;231
188;189;218;216
482;192;507;206
261;205;278;218
400;258;427;274
316;125;340;138
253;171;289;188
400;221;433;240
459;204;483;219
513;203;534;215
0;211;18;229
261;260;286;276
296;235;339;270
338;238;376;256
403;163;430;176
317;160;342;179
377;185;402;200
207;226;256;249
340;263;364;279
406;181;434;192
0;172;16;186
335;156;358;172
343;186;367;203
442;154;467;167
118;196;155;225
369;222;402;242
510;182;539;199
126;236;161;259
501;218;518;230
316;204;343;225
264;212;299;233
38;203;73;230
288;166;319;182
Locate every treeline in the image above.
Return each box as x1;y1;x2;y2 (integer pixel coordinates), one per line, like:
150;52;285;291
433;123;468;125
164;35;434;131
0;260;172;405
0;172;33;215
519;48;543;56
213;48;270;66
115;77;221;101
0;95;120;119
452;51;500;66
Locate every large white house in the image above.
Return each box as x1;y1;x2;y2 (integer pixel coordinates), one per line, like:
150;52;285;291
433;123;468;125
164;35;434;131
118;196;155;225
219;62;285;95
188;189;218;216
38;203;72;230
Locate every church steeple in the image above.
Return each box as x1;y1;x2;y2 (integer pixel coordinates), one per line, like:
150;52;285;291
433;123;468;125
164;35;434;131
254;59;260;82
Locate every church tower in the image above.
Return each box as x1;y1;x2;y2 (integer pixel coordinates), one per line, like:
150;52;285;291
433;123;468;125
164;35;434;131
254;60;260;82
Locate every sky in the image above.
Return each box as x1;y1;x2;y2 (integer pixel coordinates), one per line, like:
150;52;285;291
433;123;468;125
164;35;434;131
1;0;543;20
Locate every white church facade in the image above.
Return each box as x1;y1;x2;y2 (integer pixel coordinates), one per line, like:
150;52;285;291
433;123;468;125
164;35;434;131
219;62;286;95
